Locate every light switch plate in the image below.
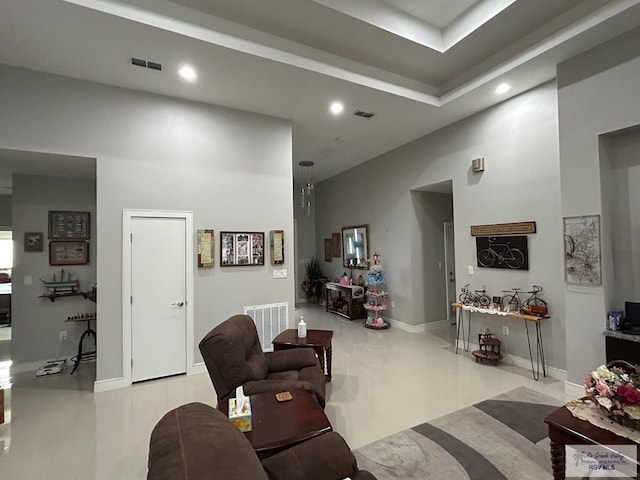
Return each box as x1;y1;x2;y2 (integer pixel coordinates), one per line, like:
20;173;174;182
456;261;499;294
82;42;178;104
25;275;32;285
468;266;474;275
272;269;287;279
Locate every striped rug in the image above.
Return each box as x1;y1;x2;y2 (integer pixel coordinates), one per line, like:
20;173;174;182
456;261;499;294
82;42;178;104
353;387;563;480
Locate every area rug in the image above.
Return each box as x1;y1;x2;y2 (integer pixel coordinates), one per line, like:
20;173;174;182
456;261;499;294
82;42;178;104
353;387;563;480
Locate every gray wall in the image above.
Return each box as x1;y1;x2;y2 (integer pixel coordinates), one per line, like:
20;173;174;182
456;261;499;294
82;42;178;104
0;65;294;382
12;174;96;363
317;82;565;370
0;195;11;227
293;181;317;303
558;32;640;384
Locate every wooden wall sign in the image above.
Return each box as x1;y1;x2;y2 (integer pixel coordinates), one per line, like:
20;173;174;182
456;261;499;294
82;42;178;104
197;229;214;268
470;221;536;237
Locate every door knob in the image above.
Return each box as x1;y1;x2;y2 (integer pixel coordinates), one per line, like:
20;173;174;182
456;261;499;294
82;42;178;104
171;301;184;307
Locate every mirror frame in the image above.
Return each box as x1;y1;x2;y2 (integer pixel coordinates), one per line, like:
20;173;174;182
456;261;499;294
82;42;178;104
342;224;370;269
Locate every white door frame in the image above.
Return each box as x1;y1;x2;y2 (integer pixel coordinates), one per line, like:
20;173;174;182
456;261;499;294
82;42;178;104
444;221;455;324
122;210;195;385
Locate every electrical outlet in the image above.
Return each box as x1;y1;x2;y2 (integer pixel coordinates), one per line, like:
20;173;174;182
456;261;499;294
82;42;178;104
391;300;395;308
272;269;287;279
60;330;68;341
502;326;509;335
468;265;474;275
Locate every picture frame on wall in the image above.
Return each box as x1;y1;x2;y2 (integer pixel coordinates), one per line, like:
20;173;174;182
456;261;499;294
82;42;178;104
49;241;89;265
324;238;332;262
563;214;601;285
270;230;284;265
220;231;265;267
48;211;90;240
331;232;341;257
197;229;214;268
24;232;43;252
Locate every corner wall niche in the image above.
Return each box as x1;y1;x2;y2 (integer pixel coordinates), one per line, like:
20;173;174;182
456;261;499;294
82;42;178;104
599;125;640;308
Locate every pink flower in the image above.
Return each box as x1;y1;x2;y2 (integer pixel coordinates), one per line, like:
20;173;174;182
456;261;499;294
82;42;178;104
617;384;640;404
585;373;594;387
596;379;612;397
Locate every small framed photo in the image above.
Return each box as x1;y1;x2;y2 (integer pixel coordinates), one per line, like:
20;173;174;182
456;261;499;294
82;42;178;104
24;232;43;252
197;229;214;268
49;241;89;265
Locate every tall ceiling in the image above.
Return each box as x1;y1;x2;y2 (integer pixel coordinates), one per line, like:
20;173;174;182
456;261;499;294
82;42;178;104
1;0;639;183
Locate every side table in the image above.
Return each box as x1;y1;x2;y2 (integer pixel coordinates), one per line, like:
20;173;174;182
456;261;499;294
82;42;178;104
272;329;333;382
545;403;640;479
217;389;332;458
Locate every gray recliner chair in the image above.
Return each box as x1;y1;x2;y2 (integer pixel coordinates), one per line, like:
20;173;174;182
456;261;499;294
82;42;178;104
199;314;326;407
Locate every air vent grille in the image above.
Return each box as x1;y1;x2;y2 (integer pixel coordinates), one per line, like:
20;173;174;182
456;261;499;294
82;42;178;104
354;110;376;119
131;57;162;72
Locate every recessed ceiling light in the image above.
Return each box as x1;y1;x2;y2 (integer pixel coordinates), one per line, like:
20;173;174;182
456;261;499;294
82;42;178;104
179;65;197;82
329;102;344;115
495;83;511;94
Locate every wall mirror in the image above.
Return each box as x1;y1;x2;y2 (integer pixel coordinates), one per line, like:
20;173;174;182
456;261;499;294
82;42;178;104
342;224;369;269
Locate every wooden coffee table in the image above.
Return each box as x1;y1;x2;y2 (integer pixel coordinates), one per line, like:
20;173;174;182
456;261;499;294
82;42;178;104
545;403;640;479
218;389;332;458
272;329;333;381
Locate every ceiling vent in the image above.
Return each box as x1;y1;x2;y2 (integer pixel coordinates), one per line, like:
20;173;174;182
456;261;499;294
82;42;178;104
131;57;162;71
354;110;376;119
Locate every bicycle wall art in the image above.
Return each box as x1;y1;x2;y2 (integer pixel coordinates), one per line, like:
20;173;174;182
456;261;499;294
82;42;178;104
563;214;601;286
476;235;529;270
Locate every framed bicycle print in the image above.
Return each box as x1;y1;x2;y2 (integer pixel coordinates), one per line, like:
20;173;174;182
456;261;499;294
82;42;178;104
220;231;264;267
476;235;528;271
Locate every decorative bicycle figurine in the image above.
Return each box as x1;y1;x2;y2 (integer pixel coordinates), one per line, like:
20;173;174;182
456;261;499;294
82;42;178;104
459;284;491;307
501;285;548;316
477;237;525;269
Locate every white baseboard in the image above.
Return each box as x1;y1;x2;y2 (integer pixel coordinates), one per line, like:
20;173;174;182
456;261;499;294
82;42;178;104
387;318;451;334
462;340;567;381
564;380;584;397
94;376;130;393
189;362;206;375
387;317;426;333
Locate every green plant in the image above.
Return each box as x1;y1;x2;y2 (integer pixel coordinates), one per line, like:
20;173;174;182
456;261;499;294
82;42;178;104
305;257;322;281
302;257;323;298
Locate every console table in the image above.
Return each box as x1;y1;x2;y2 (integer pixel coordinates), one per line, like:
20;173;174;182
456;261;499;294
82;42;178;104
325;282;365;320
452;302;549;380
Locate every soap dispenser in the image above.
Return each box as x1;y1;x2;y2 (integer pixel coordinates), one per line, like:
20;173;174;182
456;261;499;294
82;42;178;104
297;316;307;338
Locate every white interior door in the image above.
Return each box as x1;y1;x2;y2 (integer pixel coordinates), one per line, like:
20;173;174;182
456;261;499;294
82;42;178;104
131;216;187;382
444;222;456;324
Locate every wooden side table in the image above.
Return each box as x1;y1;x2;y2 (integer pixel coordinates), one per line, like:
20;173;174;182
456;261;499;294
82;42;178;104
545;403;640;479
217;389;332;458
272;329;333;382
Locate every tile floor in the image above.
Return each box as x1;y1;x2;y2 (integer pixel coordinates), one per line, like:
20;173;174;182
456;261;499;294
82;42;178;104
0;305;575;479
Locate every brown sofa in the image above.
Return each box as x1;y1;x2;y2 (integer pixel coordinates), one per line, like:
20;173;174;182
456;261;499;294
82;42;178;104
147;402;376;480
199;314;326;407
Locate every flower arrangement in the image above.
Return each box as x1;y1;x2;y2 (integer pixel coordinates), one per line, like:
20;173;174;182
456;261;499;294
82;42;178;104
584;361;640;425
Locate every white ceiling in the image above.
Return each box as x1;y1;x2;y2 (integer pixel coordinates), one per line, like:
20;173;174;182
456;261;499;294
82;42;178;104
0;0;639;186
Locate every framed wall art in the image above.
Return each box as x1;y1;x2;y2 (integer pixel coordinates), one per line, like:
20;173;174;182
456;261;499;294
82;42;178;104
220;231;264;267
49;241;89;265
24;232;43;252
476;236;528;270
324;238;332;262
563;215;601;285
197;229;214;268
48;211;90;240
331;232;341;257
270;230;284;265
